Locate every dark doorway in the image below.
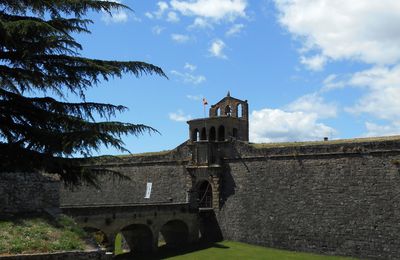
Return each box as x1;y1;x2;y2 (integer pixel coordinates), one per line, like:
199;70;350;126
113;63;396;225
198;181;212;208
232;128;238;138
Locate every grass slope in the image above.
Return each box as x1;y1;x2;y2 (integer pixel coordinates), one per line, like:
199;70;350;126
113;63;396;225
165;241;356;260
0;215;88;255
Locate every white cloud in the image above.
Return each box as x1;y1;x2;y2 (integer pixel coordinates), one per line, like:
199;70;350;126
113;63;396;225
321;74;347;91
286;93;337;119
171;63;205;85
345;66;400;121
146;1;169;19
274;0;400;68
250;108;336;143
167;11;180;22
186;94;203;101
184;62;197;71
364;122;400;137
169;110;192;122
209;39;227;59
226;23;244;37
189;17;213;29
171;70;206;85
171;33;190;43
101;0;128;24
170;0;247;22
155;1;169;18
152;25;165;35
300;55;327;71
145;12;154;19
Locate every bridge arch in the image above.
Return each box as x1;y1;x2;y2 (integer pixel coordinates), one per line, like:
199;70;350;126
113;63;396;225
120;224;154;253
83;227;109;248
159;219;189;248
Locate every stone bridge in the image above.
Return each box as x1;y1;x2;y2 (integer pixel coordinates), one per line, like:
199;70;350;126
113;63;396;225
61;203;199;253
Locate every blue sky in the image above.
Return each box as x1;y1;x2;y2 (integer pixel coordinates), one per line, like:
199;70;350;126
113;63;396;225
77;0;400;154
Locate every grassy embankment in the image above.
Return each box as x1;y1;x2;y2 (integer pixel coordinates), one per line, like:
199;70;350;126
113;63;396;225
0;215;89;255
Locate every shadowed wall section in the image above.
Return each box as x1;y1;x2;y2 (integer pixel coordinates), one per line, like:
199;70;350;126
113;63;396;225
215;140;400;259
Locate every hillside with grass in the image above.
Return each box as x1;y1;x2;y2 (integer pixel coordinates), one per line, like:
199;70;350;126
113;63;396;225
0;215;91;255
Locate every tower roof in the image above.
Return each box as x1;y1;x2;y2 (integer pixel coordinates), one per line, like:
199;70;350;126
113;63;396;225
211;91;247;108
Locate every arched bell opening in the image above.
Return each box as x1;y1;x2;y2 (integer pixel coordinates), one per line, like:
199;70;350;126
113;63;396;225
200;127;207;141
225;105;231;116
209;127;216;141
218;125;225;141
197;180;213;209
192;128;199;142
216;107;221;116
237;103;243;118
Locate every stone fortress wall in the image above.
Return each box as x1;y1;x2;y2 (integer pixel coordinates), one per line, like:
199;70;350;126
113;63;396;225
0;172;60;216
60;142;191;207
60;94;400;259
216;139;400;259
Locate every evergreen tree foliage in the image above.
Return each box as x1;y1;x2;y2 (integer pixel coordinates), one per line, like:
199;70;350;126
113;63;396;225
0;0;166;185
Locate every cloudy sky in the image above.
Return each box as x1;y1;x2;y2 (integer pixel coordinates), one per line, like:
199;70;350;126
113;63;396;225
80;0;400;154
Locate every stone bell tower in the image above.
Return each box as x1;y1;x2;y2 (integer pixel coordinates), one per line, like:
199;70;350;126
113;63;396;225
188;91;249;143
186;92;249;210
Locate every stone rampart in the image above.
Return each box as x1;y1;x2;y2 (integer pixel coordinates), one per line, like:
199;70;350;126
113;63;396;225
61;142;191;207
216;139;400;259
0;172;60;216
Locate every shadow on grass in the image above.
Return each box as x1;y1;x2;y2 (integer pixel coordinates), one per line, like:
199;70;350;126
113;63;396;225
114;242;230;260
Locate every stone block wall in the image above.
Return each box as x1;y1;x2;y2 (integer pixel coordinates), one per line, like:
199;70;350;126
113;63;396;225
216;140;400;259
61;143;191;206
0;172;60;216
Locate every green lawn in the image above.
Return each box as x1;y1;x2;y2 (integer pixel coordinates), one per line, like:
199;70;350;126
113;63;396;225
115;241;356;260
165;241;355;260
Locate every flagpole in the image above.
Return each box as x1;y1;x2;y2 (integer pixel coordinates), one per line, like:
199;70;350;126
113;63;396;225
202;98;208;140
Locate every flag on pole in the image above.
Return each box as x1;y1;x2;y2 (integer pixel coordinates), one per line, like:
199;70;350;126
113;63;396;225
202;97;208;106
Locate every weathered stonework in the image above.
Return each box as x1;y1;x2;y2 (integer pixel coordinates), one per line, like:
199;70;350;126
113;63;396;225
215;140;400;260
60;142;191;207
60;94;400;259
0;172;60;216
